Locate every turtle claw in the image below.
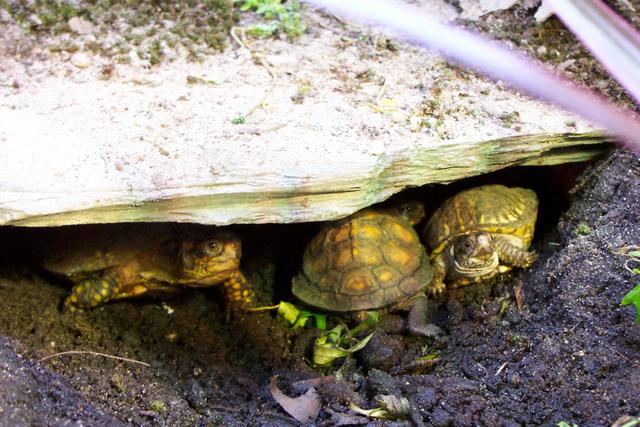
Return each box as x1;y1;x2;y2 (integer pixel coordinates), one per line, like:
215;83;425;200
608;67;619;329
409;322;445;338
61;296;84;313
427;281;446;298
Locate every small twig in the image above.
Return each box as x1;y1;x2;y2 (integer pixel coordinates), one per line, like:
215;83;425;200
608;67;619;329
610;346;631;362
39;350;150;367
624;258;640;274
247;304;281;312
230;26;278;120
230;26;251;51
612;245;640;256
569;320;583;332
258;122;288;134
495;362;508;376
375;80;388;103
245;62;277;119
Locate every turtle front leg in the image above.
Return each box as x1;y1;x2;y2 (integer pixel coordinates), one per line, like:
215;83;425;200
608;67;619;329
222;270;254;310
65;273;121;309
407;295;444;337
493;235;537;268
427;253;448;297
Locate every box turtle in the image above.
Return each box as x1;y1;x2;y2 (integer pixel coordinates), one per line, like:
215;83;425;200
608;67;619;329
292;202;441;336
40;224;253;309
423;184;538;292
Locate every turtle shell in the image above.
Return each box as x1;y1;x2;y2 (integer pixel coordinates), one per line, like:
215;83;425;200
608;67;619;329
424;185;538;255
292;208;433;311
40;223;173;278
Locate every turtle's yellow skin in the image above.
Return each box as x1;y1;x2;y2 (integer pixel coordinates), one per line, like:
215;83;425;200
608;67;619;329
423;185;538;293
41;224;253;309
293;203;440;336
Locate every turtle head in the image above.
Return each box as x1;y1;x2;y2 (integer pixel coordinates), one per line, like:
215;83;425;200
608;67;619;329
180;231;242;283
394;201;425;226
450;231;498;273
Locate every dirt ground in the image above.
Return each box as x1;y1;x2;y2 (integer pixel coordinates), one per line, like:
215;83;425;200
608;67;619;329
0;149;638;426
1;1;640;426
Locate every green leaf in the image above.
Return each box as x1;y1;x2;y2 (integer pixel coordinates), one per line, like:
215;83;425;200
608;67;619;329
246;22;280;37
348;311;380;336
314;313;327;330
348;402;390;419
312;326;374;368
416;351;440;362
627;250;640;257
231;115;245;124
619;418;640;427
277;301;302;324
366;311;380;323
621;284;640;324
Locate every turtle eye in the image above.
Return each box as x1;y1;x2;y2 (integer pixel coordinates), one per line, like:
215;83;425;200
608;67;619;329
204;239;223;255
464;240;474;249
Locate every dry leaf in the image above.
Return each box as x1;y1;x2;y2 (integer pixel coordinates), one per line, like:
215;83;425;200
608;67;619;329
270;376;322;423
377;394;410;417
514;279;524;311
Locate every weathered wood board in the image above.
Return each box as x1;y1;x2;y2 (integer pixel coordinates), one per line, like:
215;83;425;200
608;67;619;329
0;127;610;227
0;2;608;227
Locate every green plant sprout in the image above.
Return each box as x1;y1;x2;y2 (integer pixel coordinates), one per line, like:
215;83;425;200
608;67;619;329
231;115;246;124
312;324;374;368
349;395;410;420
236;0;306;38
621;284;640;324
249;301;326;329
620;247;640;324
618;417;640;427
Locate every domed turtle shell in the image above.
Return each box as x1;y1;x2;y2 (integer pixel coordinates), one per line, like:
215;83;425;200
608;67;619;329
292;206;433;312
40;223;172;278
424;184;538;256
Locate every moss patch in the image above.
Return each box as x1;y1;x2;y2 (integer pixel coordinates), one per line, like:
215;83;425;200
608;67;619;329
2;0;237;64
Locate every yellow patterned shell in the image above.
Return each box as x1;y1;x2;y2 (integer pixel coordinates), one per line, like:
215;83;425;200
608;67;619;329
424;185;538;255
292;209;433;311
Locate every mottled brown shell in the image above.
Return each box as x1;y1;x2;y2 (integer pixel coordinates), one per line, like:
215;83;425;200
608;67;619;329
40;223;172;277
292;209;433;311
424;185;538;255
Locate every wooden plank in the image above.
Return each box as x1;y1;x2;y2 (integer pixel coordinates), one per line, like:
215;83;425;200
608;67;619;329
1;132;611;227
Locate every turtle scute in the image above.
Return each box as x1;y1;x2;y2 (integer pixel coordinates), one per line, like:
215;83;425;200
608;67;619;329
292;203;434;312
40;224;253;309
423;184;539;292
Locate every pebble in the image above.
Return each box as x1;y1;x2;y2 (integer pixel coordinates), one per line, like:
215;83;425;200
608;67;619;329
71;52;92;68
68;17;94;35
265;53;296;68
357;331;404;372
184;380;207;410
430;407;453;427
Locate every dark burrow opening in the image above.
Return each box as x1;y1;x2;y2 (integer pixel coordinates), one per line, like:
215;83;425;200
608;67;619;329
0;159;595;312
